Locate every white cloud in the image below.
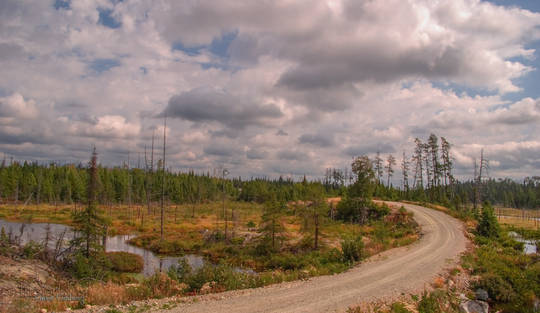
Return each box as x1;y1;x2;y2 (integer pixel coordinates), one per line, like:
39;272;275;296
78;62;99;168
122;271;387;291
0;0;539;180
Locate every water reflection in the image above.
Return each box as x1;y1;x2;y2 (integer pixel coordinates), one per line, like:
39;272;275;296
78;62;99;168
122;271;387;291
508;231;538;254
0;219;206;276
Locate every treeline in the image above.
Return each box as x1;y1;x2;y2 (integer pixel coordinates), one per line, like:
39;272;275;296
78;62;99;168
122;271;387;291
0;159;337;206
323;133;540;210
453;177;539;209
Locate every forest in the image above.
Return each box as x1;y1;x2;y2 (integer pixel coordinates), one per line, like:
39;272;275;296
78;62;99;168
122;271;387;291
0;134;538;210
0;134;538;313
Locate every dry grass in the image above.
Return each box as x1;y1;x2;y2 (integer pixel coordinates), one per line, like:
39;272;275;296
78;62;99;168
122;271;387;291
497;215;540;230
86;281;129;305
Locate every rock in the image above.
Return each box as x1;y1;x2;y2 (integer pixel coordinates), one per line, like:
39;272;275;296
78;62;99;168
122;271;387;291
85;304;92;309
40;309;47;313
460;298;489;313
178;282;189;291
200;281;215;294
475;288;489;301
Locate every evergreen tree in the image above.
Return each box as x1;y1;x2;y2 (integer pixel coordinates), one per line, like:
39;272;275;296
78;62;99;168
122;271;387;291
374;151;383;184
401;151;410;192
476;203;500;238
260;197;286;251
71;148;108;258
385;154;396;187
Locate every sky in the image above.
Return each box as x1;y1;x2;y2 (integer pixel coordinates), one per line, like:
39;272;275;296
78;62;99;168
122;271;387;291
0;0;539;183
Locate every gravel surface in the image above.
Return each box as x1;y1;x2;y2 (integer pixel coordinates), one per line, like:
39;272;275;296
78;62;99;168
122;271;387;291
149;202;468;313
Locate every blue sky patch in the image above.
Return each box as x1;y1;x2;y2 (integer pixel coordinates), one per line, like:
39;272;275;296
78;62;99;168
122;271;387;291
89;58;121;73
431;81;498;99
172;31;238;59
172;42;204;56
485;0;540;12
209;31;237;58
54;0;70;10
98;8;122;29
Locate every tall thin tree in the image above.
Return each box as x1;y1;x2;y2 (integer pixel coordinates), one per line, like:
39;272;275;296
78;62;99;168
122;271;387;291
160;115;167;241
401;151;409;192
385;154;396;187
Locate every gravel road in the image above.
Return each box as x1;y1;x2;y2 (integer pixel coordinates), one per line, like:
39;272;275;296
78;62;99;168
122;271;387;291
156;202;467;313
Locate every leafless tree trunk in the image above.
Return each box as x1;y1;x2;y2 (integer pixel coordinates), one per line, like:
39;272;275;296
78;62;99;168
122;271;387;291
160;115;167;241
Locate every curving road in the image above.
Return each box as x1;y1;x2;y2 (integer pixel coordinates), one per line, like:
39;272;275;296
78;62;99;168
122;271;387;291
157;202;467;313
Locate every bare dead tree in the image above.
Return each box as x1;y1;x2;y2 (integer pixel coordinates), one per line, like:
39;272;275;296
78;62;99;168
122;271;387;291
412;138;424;189
475;149;489;210
401;151;409;192
222;168;229;240
160;115;167;241
385;154;396;187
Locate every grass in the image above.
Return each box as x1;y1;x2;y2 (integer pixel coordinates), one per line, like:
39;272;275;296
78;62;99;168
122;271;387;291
497;215;540;230
0;200;422;310
106;252;144;273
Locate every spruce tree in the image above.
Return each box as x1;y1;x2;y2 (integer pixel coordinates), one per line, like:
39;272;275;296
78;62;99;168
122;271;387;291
71;148;108;258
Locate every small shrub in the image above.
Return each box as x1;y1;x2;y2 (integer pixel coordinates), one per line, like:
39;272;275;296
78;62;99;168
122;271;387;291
341;235;365;263
474;273;517;303
141;273;182;298
476;203;500;238
106;252;144;273
417;290;442;313
67;252;112;281
21;240;43;259
390;302;412;313
168;258;192;282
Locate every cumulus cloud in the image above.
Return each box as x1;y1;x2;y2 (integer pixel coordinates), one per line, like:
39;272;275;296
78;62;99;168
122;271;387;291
164;87;283;130
0;0;539;180
298;133;335;147
0;93;39;120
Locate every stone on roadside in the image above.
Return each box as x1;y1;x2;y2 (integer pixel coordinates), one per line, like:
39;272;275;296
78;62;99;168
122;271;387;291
459;297;489;313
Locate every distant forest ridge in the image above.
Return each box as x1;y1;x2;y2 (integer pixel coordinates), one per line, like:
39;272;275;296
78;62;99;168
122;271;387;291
0;157;538;209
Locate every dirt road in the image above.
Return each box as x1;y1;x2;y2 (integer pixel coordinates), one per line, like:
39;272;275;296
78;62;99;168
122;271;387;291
158;202;467;313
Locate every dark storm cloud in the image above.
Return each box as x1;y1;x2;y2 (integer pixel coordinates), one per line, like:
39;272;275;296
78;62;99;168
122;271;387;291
343;143;396;157
277;46;466;91
164;87;283;129
203;143;238;157
246;147;267;160
276;150;307;161
298;133;334;147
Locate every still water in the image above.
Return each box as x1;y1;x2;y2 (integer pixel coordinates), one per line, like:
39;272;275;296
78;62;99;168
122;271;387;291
508;231;538;254
0;219;205;276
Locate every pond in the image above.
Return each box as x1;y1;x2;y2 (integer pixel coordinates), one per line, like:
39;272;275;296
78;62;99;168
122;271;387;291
0;219;207;276
508;231;538;255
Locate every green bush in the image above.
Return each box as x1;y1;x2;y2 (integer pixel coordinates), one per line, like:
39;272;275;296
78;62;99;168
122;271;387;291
475;273;517;303
167;258;192;282
21;241;43;259
266;253;307;270
417;290;443;313
389;302;412;313
476;203;500;238
106;252;144;273
341;235;364;263
471;228;540;312
68;252;112;281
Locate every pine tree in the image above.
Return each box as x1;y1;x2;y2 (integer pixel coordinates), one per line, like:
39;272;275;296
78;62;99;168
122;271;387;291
477;203;500;238
385;154;396;187
260;197;286;251
71;148;108;258
412;138;424;190
374;151;383;184
401;151;409;192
